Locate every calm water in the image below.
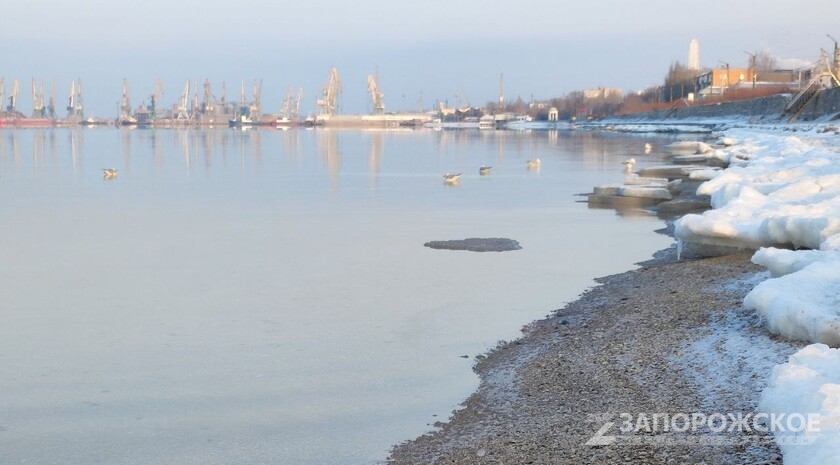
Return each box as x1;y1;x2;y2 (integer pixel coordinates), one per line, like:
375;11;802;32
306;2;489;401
0;127;674;464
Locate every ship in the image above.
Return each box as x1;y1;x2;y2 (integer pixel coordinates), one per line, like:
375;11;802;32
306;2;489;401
0;111;55;128
228;110;254;128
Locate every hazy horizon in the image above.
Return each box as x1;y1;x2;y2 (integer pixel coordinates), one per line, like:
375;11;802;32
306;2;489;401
3;0;838;116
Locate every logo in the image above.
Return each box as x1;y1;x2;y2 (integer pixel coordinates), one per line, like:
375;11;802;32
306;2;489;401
585;412;820;446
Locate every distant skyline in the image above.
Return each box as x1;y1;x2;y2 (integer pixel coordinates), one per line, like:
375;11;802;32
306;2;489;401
3;0;839;116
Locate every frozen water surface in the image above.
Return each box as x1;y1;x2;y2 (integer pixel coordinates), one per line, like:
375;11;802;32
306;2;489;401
0;128;673;464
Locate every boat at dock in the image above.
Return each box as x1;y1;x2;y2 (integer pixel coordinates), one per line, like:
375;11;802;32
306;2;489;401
229;113;254;128
0;112;56;128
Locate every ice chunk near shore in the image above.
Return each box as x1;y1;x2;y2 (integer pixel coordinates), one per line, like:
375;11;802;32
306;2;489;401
687;168;721;181
745;255;840;347
665;140;714;155
760;344;840;465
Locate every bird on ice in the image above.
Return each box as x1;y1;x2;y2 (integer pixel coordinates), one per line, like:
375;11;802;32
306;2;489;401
443;173;462;184
102;168;118;179
526;158;540;169
479;166;492;175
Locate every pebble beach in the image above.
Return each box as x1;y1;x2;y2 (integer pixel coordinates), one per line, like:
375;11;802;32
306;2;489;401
388;242;799;464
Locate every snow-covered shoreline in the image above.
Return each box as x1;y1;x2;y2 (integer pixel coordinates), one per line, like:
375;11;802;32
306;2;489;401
668;125;840;464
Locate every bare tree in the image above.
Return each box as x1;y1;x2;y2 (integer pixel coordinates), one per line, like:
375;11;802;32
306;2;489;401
751;50;778;71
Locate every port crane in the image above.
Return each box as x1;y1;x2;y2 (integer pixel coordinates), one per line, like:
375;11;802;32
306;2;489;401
6;79;18;113
8;79;19;113
367;73;385;114
280;86;293;118
176;80;191;120
66;79;83;118
149;79;163;118
201;79;216;114
47;78;57;118
293;87;303;120
191;80;201;117
31;78;46;118
317;67;341;115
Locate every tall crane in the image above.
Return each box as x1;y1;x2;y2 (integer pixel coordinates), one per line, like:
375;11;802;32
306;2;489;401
317;67;341;115
47;78;57;118
280;86;293;118
66;79;84;118
293;87;303;120
176;80;190;119
202;79;215;114
367;73;385;114
72;79;83;118
238;80;248;117
191;80;201;117
7;79;19;113
149;79;163;118
32;78;46;118
67;80;76;117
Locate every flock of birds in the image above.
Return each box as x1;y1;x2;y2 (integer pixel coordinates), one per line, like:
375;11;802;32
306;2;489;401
103;142;652;185
442;142;652;185
442;158;540;185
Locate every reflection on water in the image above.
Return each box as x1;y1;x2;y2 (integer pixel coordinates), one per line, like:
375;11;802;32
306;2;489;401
0;127;681;465
0;127;666;182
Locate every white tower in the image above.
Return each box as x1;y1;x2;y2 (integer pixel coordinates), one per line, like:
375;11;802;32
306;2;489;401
688;39;700;70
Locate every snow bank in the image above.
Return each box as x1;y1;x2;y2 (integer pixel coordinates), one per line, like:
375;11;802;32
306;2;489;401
760;344;840;465
745;252;840;346
676;131;840;252
667;127;840;464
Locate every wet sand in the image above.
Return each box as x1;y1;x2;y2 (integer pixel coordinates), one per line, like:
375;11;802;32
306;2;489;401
387;239;799;464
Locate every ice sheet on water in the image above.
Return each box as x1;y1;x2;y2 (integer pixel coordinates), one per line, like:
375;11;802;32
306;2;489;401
760;343;840;465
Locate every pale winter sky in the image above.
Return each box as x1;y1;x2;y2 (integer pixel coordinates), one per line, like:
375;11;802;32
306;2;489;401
3;0;839;116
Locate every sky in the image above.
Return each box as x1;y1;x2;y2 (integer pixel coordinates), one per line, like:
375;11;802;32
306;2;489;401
3;0;839;117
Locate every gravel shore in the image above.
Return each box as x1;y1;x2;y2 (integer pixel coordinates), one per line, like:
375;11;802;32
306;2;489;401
387;241;800;464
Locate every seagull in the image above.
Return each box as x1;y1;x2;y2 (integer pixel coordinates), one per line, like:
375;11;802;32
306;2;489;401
102;168;119;179
443;173;462;184
622;158;636;172
644;143;652;154
479;166;492;175
526;158;540;169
